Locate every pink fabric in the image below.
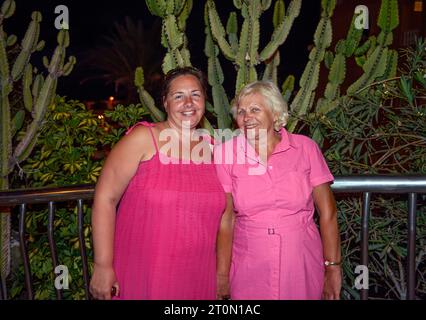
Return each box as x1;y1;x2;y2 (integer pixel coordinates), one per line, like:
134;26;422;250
113;122;226;299
214;128;334;299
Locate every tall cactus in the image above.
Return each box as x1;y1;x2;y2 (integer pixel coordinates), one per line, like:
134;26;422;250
135;0;192;124
140;0;399;138
347;0;398;95
287;0;336;132
146;0;192;74
204;5;231;129
0;0;75;279
207;0;301;93
140;0;216;130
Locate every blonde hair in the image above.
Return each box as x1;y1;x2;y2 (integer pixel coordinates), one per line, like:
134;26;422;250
231;80;289;130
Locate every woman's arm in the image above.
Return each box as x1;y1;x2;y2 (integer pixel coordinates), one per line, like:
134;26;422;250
216;193;235;299
313;183;342;300
89;126;151;299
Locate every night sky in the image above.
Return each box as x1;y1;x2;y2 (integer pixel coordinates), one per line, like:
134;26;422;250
7;1;320;102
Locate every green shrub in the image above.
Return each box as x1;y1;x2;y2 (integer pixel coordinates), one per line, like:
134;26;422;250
297;38;426;299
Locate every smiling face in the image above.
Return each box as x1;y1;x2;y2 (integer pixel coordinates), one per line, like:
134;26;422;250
163;74;205;130
236;92;277;139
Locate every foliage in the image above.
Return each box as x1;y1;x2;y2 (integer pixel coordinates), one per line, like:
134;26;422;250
300;38;426;299
1;0;75;281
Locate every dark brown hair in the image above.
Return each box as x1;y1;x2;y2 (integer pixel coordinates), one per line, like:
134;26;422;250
161;66;208;101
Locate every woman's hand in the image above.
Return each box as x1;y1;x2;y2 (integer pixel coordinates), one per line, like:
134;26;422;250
89;264;119;300
322;266;342;300
216;274;231;300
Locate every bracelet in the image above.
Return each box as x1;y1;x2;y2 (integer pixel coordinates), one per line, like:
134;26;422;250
324;260;342;267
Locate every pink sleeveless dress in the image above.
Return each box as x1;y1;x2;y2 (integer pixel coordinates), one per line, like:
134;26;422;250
112;122;226;299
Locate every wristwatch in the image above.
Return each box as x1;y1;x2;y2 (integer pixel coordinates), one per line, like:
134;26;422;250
324;260;341;267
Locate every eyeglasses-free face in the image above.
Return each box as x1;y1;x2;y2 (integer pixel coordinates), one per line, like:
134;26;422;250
163;74;206;130
235;92;278;139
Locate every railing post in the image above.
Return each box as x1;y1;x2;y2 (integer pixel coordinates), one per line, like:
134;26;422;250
407;193;417;300
19;203;34;299
48;201;63;300
77;199;91;299
0;272;5;300
360;192;371;300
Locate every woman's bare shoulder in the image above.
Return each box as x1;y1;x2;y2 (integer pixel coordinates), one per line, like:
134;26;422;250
111;124;156;162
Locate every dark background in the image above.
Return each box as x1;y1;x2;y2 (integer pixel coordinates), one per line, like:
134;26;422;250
7;0;320;101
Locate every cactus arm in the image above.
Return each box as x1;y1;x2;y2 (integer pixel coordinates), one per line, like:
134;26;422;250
11;11;41;81
379;49;398;80
343;13;364;57
233;0;243;10
149;0;192;73
11;110;24;138
146;0;167;18
288;0;335;132
1;0;16;20
262;0;286;84
262;51;280;84
377;0;399;47
204;6;231;129
347;47;389;95
201;116;214;136
273;0;285;29
134;66;165;122
13;30;72;166
259;0;301;62
281;74;295;103
347;0;398;95
177;0;192;30
13;72;56;166
138;87;165;122
235;1;261;93
31;73;44;106
235;65;249;94
226;12;239;55
207;0;235;60
23;63;33;112
324;53;345;101
0;27;12;188
163;15;184;51
6;34;16;47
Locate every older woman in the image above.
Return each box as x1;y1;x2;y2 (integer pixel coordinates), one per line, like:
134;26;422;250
215;80;342;300
89;67;228;300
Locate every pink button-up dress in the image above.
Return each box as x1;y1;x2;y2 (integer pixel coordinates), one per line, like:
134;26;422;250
214;128;334;299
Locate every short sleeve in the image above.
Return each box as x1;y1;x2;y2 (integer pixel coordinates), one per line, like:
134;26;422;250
213;144;233;193
307;139;334;187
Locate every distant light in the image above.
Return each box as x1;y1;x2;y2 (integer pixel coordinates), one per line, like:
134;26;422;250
414;1;423;12
109;96;114;101
98;115;104;119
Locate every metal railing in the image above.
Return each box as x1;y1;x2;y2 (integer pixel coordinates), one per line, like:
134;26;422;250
0;176;425;300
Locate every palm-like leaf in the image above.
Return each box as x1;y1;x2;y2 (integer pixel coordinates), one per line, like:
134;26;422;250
79;17;163;102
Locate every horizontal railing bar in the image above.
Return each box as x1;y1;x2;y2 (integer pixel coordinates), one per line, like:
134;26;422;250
0;184;94;206
331;175;426;193
1;176;426;207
